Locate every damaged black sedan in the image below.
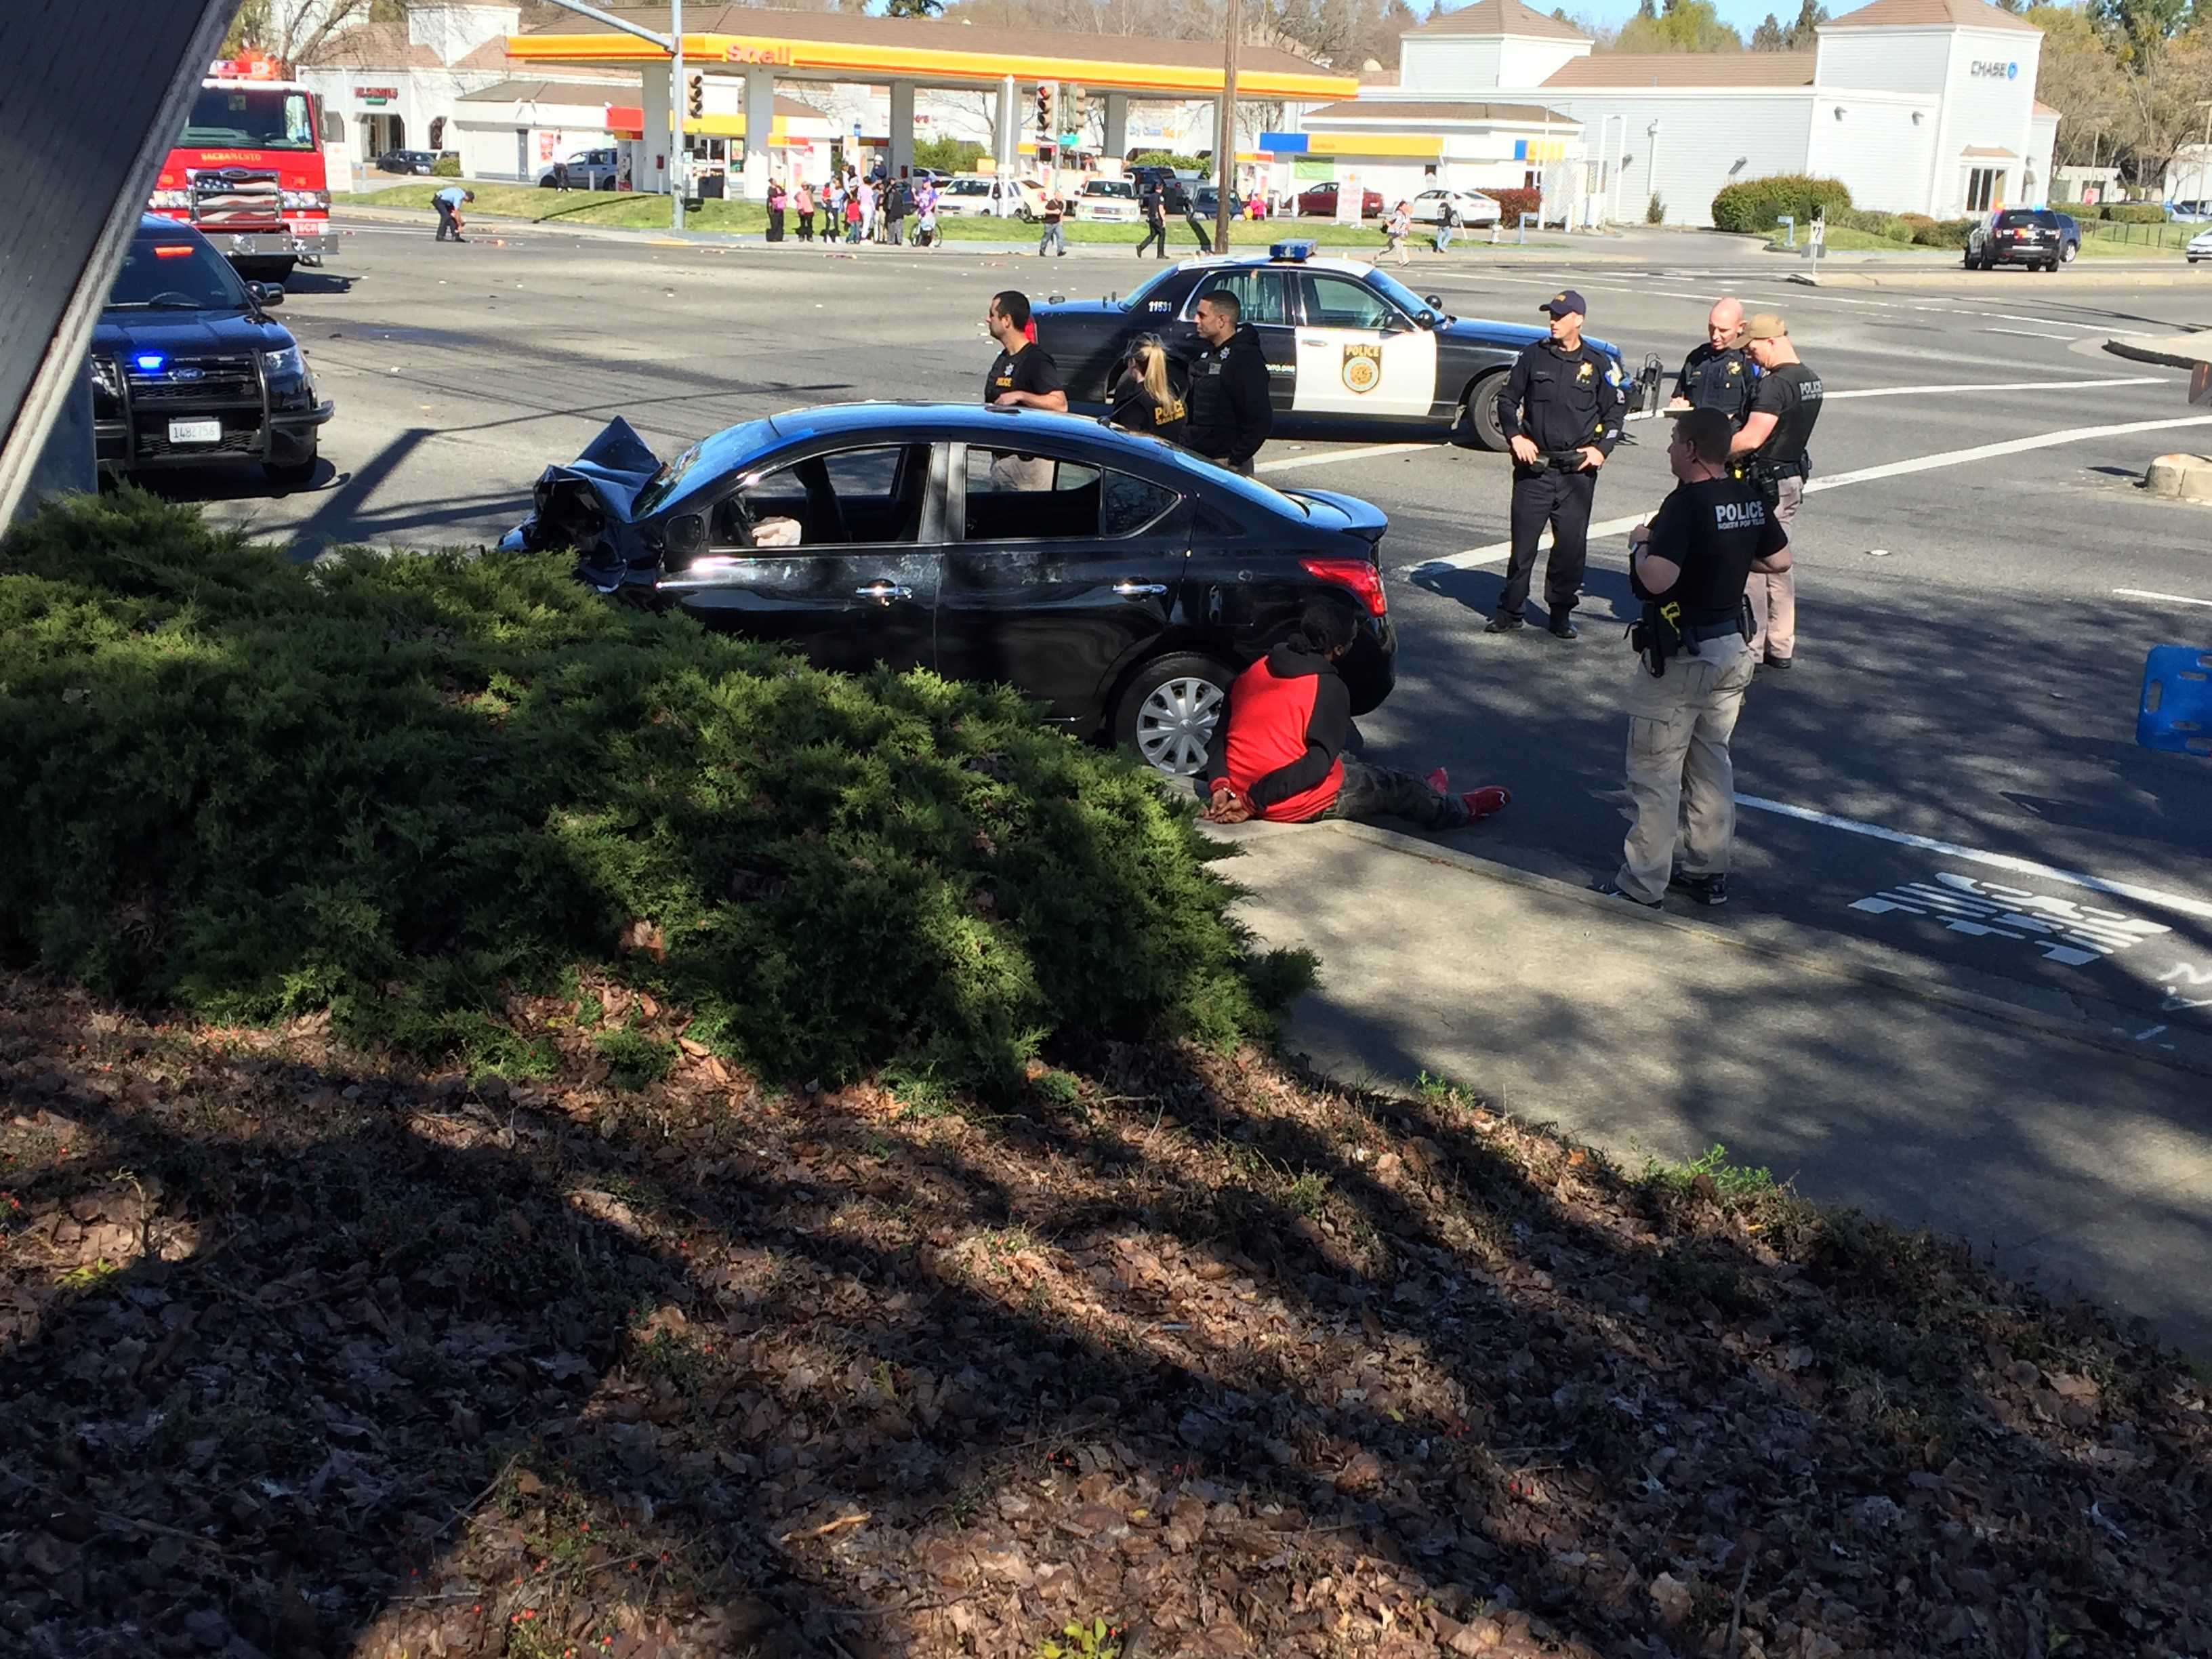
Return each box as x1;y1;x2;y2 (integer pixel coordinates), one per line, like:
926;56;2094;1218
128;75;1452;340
501;404;1397;776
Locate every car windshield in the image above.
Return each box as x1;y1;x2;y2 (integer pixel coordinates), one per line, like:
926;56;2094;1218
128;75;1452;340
1360;266;1435;317
107;236;249;310
183;85;317;151
1086;181;1135;197
631;419;777;518
1994;211;2049;228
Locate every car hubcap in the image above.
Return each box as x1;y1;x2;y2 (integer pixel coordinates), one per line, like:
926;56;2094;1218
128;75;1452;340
1136;677;1224;776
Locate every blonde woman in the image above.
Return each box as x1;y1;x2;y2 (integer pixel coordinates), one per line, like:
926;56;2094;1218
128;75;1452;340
1108;335;1188;445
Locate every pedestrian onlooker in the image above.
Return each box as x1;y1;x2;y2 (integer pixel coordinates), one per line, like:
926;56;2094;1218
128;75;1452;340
551;158;571;192
1038;187;1067;258
844;185;864;243
858;178;878;243
1432;197;1459;254
1107;334;1188;445
1599;408;1793;909
1200;605;1509;830
433;185;474;242
915;179;939;247
766;178;787;243
886;177;909;245
1490;290;1627;640
1730;312;1823;670
1380;201;1411;266
1181;287;1272;474
1136;178;1168;260
1167;176;1212;254
794;180;815;242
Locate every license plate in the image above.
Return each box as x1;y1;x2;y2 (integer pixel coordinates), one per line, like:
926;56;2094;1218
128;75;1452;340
167;419;222;445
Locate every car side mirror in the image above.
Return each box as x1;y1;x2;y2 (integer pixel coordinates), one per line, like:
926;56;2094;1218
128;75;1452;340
250;283;284;307
1416;310;1439;329
1423;293;1443;308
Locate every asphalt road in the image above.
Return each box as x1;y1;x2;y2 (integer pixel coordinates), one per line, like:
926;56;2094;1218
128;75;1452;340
172;220;2212;1043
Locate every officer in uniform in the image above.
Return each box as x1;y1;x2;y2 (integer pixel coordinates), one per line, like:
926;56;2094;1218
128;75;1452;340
1599;408;1793;910
1490;291;1628;641
1183;287;1273;474
1730;312;1823;669
1666;296;1757;426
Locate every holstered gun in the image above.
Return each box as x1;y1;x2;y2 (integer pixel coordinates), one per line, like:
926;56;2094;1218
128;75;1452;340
1628;598;1690;678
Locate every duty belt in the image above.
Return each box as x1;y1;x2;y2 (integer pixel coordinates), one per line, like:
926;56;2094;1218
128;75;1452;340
1683;617;1746;643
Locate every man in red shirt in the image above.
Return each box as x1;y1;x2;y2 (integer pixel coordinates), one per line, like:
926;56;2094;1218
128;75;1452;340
1201;607;1509;829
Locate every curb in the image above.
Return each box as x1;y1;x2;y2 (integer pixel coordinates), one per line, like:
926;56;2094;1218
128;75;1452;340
1225;816;2212;1082
1798;267;2203;290
2105;334;2211;371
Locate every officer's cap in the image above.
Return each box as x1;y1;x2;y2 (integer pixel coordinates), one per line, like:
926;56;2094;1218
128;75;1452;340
1538;290;1586;318
1745;312;1788;340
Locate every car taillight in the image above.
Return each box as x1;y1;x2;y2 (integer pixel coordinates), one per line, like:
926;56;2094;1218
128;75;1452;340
1300;556;1387;616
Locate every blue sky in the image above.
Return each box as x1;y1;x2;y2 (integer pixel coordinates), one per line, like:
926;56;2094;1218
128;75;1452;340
1424;0;1826;36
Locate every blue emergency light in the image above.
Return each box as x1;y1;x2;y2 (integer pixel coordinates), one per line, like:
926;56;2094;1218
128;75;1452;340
1269;239;1317;262
134;353;167;373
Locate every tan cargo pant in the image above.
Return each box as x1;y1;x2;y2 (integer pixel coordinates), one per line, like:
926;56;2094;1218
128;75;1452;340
1616;634;1756;904
1746;472;1800;663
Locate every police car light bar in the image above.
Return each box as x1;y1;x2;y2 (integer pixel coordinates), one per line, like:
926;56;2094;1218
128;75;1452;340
1269;239;1317;262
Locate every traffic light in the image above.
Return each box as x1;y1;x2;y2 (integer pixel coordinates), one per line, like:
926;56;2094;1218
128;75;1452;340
1035;83;1052;139
687;72;703;119
1066;85;1087;137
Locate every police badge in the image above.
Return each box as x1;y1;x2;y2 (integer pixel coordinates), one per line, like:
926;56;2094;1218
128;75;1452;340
1341;343;1382;394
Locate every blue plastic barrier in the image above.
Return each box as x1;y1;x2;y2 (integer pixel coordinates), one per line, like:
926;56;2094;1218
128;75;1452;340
2137;645;2212;756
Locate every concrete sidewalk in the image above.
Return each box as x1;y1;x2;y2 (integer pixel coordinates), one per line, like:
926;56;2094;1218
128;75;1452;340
1209;817;2212;1356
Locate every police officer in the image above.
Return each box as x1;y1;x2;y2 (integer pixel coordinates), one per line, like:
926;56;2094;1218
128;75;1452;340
1667;296;1757;426
1136;178;1168;260
1490;290;1627;640
1183;287;1272;474
1730;312;1823;670
1599;408;1793;910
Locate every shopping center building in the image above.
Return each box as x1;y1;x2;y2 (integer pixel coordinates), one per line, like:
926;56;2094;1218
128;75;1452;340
1295;0;2060;226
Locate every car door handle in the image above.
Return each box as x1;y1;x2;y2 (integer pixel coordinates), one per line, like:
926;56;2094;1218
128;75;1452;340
854;581;912;601
1111;581;1168;596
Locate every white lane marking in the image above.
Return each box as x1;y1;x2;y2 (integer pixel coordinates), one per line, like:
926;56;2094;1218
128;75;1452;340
1826;377;2162;399
2114;588;2212;608
1740;796;2212;922
1405;411;2212;573
1256;441;1432;474
1985;327;2083;341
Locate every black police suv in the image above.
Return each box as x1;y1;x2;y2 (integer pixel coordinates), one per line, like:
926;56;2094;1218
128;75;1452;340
1033;241;1651;451
91;216;333;487
1966;209;2081;271
501;404;1398;777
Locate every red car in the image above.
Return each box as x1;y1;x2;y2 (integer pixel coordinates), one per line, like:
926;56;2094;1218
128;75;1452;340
1296;182;1384;219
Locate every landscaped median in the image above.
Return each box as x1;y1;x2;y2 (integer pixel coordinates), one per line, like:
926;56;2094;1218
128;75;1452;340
1;495;2207;1657
334;184;1566;251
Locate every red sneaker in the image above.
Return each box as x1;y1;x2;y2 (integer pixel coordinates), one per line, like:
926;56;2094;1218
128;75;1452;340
1426;767;1450;794
1461;786;1510;821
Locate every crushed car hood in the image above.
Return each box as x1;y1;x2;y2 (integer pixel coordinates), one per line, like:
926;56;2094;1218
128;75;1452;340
498;417;663;567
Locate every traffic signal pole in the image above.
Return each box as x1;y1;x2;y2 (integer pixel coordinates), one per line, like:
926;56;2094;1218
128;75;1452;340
1216;0;1240;253
531;0;684;230
670;0;684;231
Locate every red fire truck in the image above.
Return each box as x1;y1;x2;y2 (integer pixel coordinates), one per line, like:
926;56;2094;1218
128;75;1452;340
148;52;337;284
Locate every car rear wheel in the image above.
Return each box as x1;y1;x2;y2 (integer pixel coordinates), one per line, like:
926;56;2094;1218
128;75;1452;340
1114;653;1233;778
1457;369;1509;451
2060;241;2077;264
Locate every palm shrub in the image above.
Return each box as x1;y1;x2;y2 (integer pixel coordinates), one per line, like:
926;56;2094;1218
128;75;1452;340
0;493;1310;1095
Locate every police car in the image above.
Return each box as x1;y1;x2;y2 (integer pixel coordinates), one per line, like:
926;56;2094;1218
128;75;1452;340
1033;241;1654;450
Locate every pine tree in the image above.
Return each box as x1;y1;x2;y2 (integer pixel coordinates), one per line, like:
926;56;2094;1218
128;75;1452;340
1751;11;1786;45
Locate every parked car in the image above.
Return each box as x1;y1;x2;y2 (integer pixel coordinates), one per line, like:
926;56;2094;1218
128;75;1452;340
89;215;333;487
1074;178;1142;223
2188;226;2212;262
2165;199;2211;222
1405;188;1502;228
1965;208;2078;270
1031;241;1652;452
934;173;1042;220
537;148;619;189
1295;182;1384;219
373;149;440;176
500;404;1397;776
1191;186;1245;221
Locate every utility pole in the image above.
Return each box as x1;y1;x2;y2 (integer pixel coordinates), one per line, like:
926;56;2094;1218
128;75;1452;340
1216;0;1240;253
534;0;685;231
670;0;685;232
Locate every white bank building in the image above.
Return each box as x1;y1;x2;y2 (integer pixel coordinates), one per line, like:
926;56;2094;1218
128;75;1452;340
1302;0;2059;226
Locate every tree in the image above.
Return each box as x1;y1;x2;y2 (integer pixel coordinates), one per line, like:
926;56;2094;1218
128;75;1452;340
886;0;945;11
1752;12;1788;47
1615;0;1742;51
1782;0;1828;46
2095;0;2191;48
225;0;373;64
2029;3;2127;166
2112;24;2212;187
